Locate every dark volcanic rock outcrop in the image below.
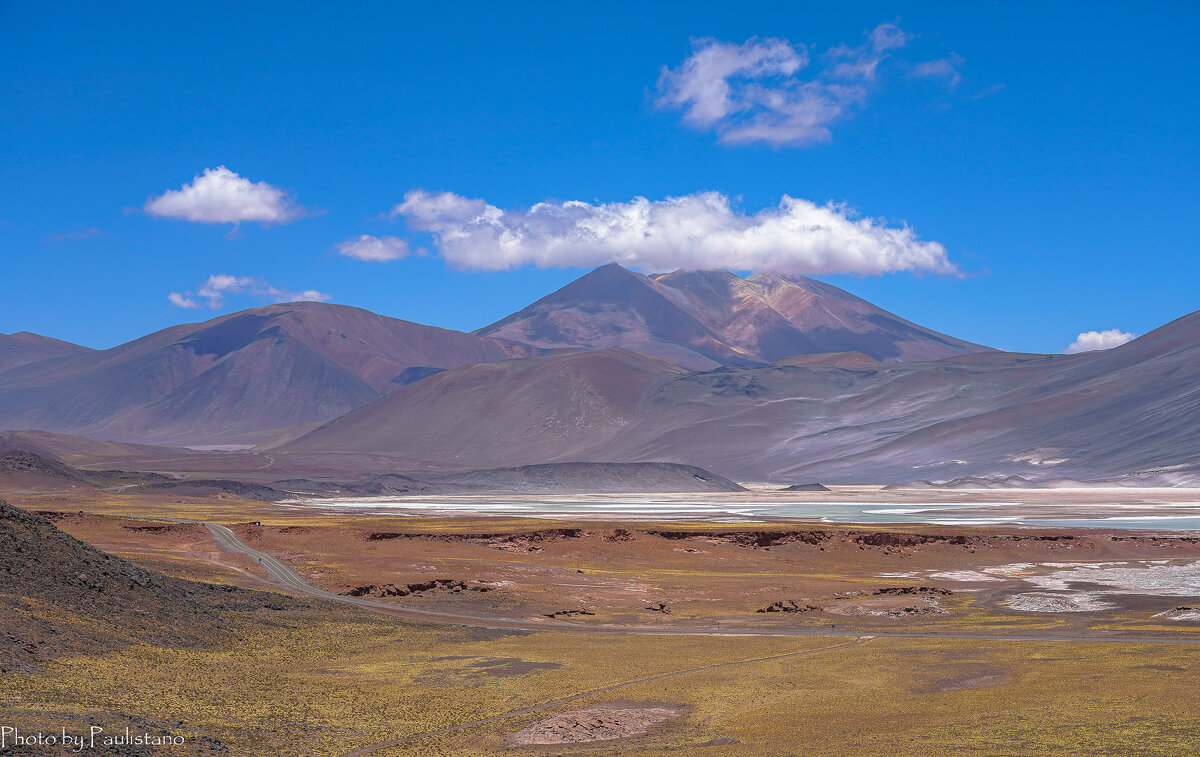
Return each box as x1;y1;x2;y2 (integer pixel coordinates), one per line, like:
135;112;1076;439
757;600;820;613
340;579;491;598
545;609;595;618
647;530;831;548
782;482;830;492
0;501;299;671
0;448;92;482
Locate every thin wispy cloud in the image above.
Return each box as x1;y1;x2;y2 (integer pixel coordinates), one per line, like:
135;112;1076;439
655;24;960;146
1065;329;1136;354
971;82;1007;99
49;227;103;242
391;189;958;276
913;54;964;89
335;234;414;262
168;274;330;309
827;23;911;81
144;167;307;226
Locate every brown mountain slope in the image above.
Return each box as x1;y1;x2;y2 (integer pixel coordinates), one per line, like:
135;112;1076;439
0;429;186;465
282;349;686;469
771;352;881;369
0;447;170;491
0;331;93;373
426;462;743;493
285;309;1200;484
273;462;743;495
477;263;990;369
0;302;538;445
599;309;1200;483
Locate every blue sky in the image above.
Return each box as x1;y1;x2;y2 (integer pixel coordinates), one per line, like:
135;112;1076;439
1;1;1197;353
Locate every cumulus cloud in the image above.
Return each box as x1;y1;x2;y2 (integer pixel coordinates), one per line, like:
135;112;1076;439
335;234;413;262
391;189;957;276
1065;329;1136;354
655;23;927;146
144;167;306;225
168;274;330;309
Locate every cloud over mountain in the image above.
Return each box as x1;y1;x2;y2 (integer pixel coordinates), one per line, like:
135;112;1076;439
143;166;306;225
391;190;957;276
168;274;330;309
1065;329;1135;354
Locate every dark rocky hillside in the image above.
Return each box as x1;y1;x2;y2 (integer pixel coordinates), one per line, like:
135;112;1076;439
0;501;301;672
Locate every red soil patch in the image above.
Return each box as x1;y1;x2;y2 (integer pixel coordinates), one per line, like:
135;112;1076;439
507;702;685;745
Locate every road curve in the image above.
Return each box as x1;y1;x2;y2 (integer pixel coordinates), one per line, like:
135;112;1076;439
202;522;1200;645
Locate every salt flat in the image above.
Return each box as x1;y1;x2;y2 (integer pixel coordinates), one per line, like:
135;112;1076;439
292;487;1200;531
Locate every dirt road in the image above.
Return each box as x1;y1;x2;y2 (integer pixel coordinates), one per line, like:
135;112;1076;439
203;522;1200;644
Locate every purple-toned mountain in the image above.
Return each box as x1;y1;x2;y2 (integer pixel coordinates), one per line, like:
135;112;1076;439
0;302;537;445
476;264;991;369
287;308;1200;485
0;332;93;373
282;348;682;468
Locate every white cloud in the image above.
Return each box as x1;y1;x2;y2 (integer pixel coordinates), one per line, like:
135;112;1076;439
144;166;306;225
1065;329;1136;354
655;23;925;146
392;190;957;276
913;54;964;89
167;292;201;309
655;37;808;129
168;274;330;309
335;234;413;262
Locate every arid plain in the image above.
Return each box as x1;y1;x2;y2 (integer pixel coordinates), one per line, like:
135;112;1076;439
4;477;1199;756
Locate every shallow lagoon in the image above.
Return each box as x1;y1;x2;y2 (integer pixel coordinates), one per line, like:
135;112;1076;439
292;495;1200;531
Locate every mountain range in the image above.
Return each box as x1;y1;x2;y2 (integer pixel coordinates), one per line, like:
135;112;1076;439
0;303;537;444
0;266;982;446
2;265;1197;484
284;309;1200;483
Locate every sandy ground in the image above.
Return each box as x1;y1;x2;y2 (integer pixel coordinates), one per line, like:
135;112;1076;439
14;488;1200;639
5;487;1200;755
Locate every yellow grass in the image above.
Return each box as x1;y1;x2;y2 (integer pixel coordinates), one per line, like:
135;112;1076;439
4;608;1199;756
